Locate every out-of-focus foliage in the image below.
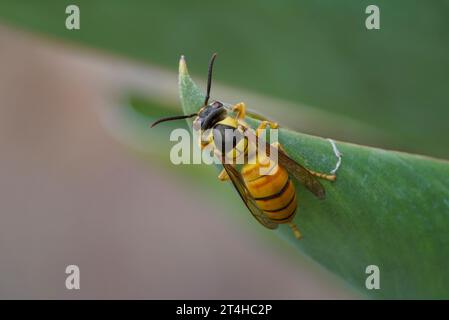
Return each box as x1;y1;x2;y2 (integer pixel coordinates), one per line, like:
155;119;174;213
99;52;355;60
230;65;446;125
0;0;448;158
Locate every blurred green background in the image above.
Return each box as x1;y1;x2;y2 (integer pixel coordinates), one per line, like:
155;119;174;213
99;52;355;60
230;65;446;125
0;0;448;158
0;0;448;299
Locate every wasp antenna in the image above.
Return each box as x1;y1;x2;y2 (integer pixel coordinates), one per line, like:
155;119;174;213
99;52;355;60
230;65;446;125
204;53;218;106
150;113;197;128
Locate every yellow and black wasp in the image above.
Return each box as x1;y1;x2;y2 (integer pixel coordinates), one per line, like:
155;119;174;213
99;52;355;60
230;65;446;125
152;54;336;239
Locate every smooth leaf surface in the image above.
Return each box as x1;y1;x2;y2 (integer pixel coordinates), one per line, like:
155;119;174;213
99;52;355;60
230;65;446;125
179;57;449;299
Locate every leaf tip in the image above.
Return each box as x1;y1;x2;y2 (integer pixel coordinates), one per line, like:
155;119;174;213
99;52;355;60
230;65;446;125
179;55;188;76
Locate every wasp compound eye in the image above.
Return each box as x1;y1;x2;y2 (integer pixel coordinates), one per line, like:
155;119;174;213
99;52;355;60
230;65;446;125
211;101;223;109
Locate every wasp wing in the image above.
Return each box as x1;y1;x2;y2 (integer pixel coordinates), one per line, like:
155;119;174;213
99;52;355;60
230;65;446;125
276;147;325;199
222;163;278;230
245;129;326;199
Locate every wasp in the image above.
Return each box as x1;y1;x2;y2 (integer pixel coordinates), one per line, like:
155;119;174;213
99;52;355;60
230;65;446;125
152;54;336;239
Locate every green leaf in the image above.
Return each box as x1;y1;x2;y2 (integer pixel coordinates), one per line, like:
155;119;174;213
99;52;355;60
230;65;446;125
179;56;449;299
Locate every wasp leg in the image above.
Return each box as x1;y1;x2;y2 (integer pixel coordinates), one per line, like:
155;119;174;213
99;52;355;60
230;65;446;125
289;222;302;240
308;169;336;181
257;120;279;130
235;114;278;133
232;102;247;119
255;121;279;139
218;169;230;181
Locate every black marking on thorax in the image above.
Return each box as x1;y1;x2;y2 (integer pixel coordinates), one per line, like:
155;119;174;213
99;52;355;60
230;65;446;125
212;124;241;155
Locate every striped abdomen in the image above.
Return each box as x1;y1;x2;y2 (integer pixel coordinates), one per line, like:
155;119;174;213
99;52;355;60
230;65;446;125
241;160;297;224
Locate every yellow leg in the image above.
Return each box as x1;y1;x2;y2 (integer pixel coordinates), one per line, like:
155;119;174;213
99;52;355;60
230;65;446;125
218;169;230;181
289;222;302;240
257;120;279;130
233;103;279;134
232;102;246;119
308;169;336;182
256;120;279;139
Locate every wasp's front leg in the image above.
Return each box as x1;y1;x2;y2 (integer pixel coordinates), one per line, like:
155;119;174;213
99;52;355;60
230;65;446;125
232;102;247;119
